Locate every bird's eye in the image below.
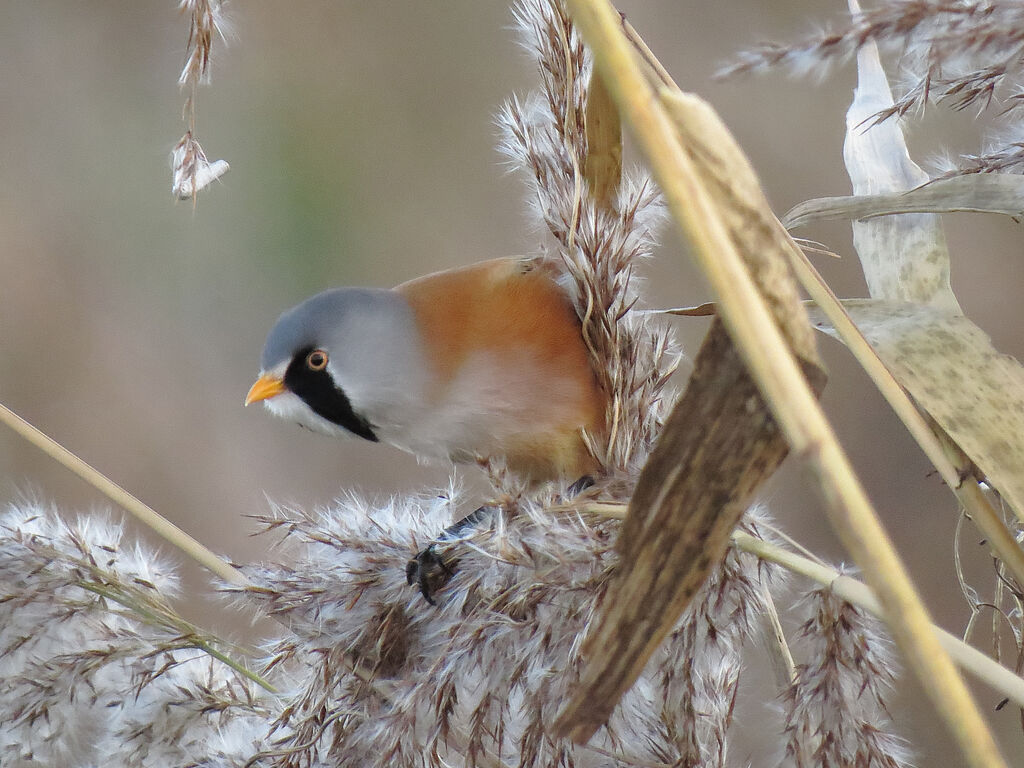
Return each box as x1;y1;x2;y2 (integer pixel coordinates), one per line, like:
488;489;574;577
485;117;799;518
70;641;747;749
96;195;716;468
306;349;328;371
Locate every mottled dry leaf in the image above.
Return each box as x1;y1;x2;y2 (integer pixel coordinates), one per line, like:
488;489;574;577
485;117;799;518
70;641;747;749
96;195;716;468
843;29;960;313
812;299;1024;522
784;174;1024;230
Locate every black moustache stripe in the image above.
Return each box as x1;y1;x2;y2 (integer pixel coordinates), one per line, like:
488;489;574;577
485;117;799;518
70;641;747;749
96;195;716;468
283;348;379;442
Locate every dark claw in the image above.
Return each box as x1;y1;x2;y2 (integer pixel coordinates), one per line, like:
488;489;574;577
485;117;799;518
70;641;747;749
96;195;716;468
405;504;499;606
406;544;458;606
568;475;595;497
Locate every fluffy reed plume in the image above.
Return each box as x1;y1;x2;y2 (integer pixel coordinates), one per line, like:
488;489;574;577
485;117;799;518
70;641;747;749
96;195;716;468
722;0;1024;174
0;504;270;767
171;0;230;199
496;0;675;479
652;513;783;768
782;584;910;768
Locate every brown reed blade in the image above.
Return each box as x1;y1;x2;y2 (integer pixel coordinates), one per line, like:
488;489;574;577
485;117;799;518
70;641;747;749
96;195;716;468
558;319;825;740
583;67;622;210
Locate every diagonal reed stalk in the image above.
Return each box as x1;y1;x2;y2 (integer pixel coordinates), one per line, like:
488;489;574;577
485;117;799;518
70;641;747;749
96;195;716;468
561;1;1007;765
729;530;1024;712
0;402;282;693
570;499;1024;711
0;402;247;586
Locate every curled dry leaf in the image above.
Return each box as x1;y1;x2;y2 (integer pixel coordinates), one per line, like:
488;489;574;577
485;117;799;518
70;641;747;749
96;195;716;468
843;29;960;314
784;174;1024;230
171;132;230;200
811;299;1024;524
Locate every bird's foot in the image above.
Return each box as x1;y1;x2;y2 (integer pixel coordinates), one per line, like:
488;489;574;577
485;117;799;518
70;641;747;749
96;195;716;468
404;481;591;606
406;504;500;606
405;544;458;606
567;474;595;497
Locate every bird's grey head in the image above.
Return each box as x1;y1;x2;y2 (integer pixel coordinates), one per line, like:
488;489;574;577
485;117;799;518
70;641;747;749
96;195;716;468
256;287;427;441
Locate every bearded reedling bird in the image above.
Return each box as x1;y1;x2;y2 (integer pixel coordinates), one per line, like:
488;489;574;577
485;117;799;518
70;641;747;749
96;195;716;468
245;257;606;485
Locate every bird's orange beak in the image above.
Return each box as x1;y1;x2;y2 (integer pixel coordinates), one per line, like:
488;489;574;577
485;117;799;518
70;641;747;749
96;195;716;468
244;374;287;406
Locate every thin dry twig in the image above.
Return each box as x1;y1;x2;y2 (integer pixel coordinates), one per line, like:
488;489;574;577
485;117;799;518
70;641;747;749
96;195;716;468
0;402;246;586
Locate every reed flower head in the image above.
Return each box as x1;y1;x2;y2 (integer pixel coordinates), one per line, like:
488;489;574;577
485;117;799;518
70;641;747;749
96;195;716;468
723;0;1024;175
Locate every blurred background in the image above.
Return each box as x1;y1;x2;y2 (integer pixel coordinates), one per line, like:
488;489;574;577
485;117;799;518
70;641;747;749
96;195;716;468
0;1;1021;763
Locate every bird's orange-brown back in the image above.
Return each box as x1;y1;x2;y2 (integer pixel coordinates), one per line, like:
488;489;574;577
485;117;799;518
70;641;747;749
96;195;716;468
396;257;606;481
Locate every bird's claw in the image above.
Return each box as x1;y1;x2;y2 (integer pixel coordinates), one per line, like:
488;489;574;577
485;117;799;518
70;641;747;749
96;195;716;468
567;474;595;497
406;544;458;606
403;482;594;605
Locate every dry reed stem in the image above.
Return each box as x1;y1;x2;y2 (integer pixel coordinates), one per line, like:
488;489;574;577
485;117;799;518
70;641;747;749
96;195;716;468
559;2;1007;765
578;499;1024;711
732;530;1024;712
0;402;246;586
760;578;798;687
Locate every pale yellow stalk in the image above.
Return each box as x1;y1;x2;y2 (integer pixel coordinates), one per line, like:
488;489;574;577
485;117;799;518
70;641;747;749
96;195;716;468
732;531;1024;711
563;1;1007;765
0;402;247;586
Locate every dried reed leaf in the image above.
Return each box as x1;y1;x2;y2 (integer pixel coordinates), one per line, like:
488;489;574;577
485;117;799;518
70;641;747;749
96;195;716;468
659;89;819;359
583;68;622;210
556;59;826;743
560;320;825;742
843;27;960;313
658;301;717;316
782;585;909;768
812;299;1024;523
784;174;1024;229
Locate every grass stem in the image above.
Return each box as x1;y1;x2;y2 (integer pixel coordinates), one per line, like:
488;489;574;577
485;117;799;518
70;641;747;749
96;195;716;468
0;402;247;586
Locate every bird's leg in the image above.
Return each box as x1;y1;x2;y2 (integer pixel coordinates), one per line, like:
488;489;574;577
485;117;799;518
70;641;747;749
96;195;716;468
406;504;500;605
405;476;596;605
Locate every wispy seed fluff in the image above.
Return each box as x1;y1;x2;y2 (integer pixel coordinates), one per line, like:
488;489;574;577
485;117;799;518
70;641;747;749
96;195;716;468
653;511;785;768
0;504;269;768
782;580;911;768
226;494;790;768
722;0;1024;174
172;0;230;199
